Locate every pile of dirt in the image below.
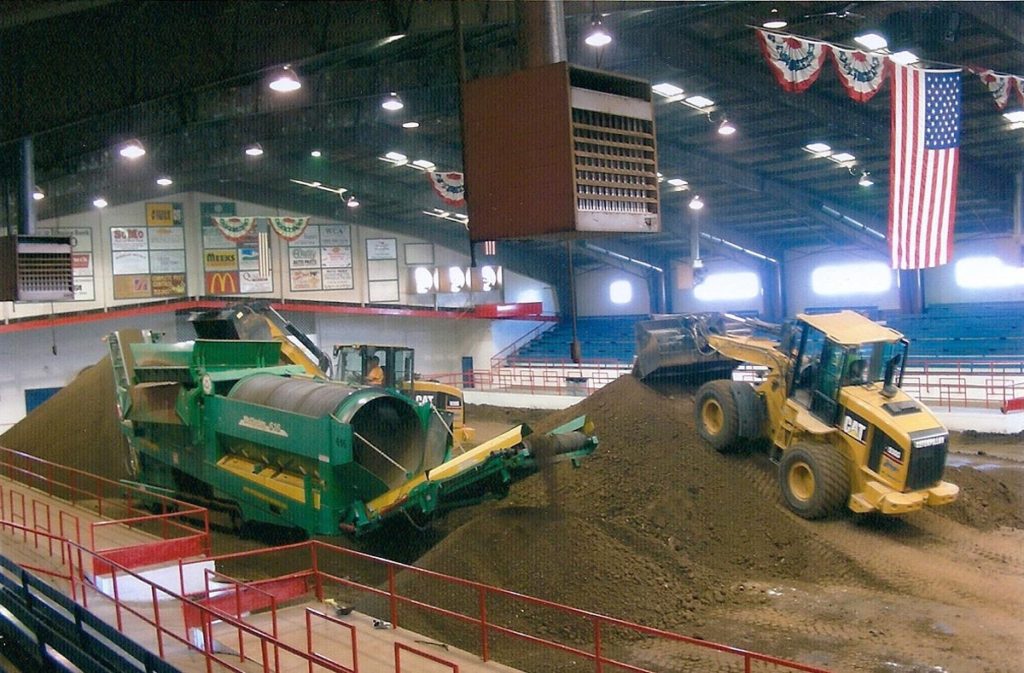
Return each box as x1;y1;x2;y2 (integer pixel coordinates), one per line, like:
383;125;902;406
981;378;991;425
408;375;870;637
402;374;1024;669
938;464;1024;530
0;356;129;482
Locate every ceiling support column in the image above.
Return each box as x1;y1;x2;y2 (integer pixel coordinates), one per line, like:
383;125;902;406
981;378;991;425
19;137;36;235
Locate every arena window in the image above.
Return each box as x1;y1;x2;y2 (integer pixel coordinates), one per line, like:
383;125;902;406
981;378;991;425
609;279;633;304
954;256;1024;289
811;262;891;296
694;271;760;301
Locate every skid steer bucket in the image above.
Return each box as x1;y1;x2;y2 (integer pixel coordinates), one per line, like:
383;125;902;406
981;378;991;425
633;314;739;383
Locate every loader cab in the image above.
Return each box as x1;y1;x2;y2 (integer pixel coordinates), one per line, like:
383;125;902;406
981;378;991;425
333;344;414;389
789;312;910;426
332;343;473;444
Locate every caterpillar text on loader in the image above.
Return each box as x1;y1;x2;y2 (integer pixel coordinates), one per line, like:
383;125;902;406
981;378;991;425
332;344;475;445
634;311;958;518
106;329;596;536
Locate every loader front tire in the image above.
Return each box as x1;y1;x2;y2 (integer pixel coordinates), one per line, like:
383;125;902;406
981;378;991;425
779;443;849;519
695;380;740;452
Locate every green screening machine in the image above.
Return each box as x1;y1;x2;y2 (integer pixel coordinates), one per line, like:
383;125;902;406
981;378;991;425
107;329;596;535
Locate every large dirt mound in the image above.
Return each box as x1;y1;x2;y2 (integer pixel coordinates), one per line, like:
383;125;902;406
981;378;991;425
413;375;871;632
0;356;129;481
938;464;1024;530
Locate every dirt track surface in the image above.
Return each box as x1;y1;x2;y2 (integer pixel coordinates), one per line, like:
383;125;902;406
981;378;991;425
3;361;1022;672
439;377;1024;673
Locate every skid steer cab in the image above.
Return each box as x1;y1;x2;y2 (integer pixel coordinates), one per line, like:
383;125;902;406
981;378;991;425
333;344;474;445
639;310;959;519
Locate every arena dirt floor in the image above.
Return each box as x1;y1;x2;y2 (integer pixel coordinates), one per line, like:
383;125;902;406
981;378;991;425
3;358;1022;673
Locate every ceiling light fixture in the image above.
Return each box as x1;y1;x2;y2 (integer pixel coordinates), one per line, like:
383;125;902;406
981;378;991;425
652;83;684;98
402;121;420;129
804;142;832;155
245;143;264;157
381;92;404;111
718;119;737;136
667;178;688;187
119;139;146;160
32;186;44;201
584;18;612;47
268;66;301;93
411;159;436;170
854;32;888;51
156;177;173;186
689;195;704;210
829;151;856;164
93;197;108;209
380;151;408;166
1003;110;1024;123
346;195;360;208
858;172;874;187
889;50;919;66
682;95;714;109
290;178;348;197
762;7;787;30
310;149;322;158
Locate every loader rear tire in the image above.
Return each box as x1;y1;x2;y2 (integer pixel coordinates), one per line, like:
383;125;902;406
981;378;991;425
779;443;849;519
695;380;740;452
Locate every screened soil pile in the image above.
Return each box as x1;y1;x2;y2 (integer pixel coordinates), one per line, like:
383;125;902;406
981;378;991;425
400;375;871;649
398;374;1024;672
0;356;129;482
939;464;1024;530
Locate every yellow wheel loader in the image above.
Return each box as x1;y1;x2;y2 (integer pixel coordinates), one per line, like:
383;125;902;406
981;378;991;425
333;344;475;446
635;311;958;519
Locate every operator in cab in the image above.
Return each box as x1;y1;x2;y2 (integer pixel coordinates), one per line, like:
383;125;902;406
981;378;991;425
365;356;384;385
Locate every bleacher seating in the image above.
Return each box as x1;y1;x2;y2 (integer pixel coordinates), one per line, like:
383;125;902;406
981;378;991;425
879;302;1024;358
509;315;643;365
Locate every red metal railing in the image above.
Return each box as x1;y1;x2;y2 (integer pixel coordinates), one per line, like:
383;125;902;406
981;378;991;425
308;608;359;673
0;516;833;673
489;321;558;369
0;444;210;574
395;641;459;672
198;540;832;673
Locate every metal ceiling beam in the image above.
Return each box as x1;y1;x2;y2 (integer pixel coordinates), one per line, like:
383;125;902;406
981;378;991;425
955;3;1024;50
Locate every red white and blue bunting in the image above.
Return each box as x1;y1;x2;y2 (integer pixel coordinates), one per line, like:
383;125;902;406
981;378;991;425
427;171;466;206
211;216;258;241
757;30;830;93
758;29;1023;111
972;69;1024;110
268;216;311;241
831;46;889;102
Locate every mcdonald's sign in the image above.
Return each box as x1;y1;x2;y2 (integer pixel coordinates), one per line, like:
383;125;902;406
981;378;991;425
205;271;239;294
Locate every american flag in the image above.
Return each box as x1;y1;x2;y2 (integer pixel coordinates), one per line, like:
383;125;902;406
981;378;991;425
888;65;961;270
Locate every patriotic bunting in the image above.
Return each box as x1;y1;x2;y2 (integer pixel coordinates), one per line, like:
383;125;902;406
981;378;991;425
427;171;466;206
211;216;257;241
975;69;1014;109
972;69;1024;110
758;30;1022;110
757;30;830;93
831;47;889;102
268;216;310;241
